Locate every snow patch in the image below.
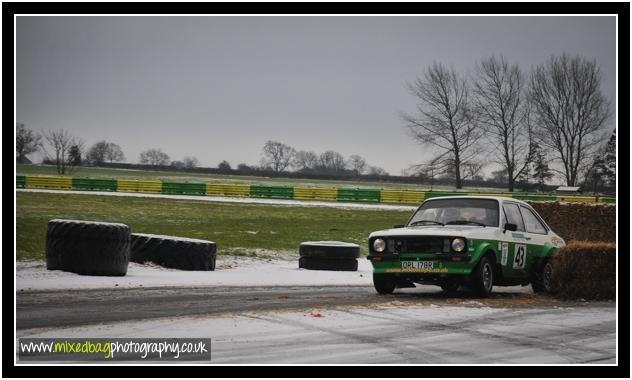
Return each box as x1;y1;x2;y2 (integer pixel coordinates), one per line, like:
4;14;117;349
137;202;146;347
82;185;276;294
132;233;215;244
16;257;374;291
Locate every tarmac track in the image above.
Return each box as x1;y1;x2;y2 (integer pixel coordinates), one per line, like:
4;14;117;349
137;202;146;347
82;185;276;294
16;285;616;364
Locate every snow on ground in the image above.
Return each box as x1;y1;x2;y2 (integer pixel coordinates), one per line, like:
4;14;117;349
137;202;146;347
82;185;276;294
16;257;375;291
17;303;616;364
17;189;417;211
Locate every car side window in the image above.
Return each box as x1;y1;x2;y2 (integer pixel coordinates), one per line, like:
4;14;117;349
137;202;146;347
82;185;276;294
502;203;525;232
520;206;547;234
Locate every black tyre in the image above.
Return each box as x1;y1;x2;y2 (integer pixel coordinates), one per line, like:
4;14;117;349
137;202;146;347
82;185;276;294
373;273;396;294
130;233;216;271
299;241;360;259
298;257;358;271
532;260;554;294
45;219;130;276
440;283;459;292
472;255;494;297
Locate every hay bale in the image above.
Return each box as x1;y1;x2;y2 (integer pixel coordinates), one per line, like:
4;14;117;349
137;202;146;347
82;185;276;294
551;241;616;300
527;202;615;243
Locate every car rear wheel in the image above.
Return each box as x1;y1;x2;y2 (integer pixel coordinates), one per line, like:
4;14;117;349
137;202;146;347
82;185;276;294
472;255;494;298
532;260;554;294
373;273;396;294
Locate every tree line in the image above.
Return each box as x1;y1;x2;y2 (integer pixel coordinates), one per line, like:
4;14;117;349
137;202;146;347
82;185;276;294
258;140;388;177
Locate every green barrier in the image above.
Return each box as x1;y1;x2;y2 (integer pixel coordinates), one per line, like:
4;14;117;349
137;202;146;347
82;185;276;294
512;194;557;201
424;191;467;200
162;182;206;195
16;176;26;188
337;188;381;203
72;178;117;191
601;196;616;204
250;185;294;199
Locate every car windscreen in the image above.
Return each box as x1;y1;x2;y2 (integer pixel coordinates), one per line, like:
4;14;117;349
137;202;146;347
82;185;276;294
408;198;500;227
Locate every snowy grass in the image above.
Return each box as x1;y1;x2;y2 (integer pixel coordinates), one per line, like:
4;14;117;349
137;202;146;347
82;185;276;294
16;192;411;261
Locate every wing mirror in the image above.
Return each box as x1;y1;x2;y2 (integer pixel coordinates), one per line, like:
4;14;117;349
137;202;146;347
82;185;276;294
503;223;517;233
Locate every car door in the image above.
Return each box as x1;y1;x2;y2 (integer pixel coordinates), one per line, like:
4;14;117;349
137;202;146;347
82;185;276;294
519;205;551;269
500;202;529;280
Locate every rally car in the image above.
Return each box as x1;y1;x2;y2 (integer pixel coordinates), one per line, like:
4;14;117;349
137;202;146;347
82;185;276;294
367;196;565;297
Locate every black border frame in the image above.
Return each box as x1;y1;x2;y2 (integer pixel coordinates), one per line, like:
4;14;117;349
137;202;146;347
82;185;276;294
4;2;629;378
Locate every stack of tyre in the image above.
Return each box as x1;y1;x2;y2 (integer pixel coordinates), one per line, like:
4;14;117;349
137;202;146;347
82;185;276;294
298;241;360;271
46;219;130;276
130;233;216;271
45;219;216;275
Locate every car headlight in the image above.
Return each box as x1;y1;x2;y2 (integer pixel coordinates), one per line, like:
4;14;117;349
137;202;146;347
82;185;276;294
451;238;466;252
373;238;386;253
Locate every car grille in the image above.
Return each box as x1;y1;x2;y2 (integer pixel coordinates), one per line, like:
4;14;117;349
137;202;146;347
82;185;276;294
389;237;446;254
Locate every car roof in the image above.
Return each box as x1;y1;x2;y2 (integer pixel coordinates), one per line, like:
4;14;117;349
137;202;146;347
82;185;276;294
423;195;531;207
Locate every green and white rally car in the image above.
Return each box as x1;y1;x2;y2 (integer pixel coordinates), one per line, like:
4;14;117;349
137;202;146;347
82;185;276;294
367;196;565;297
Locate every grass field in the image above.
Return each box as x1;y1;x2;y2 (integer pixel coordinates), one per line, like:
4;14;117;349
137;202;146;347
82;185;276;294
16;192;412;261
16;164;506;192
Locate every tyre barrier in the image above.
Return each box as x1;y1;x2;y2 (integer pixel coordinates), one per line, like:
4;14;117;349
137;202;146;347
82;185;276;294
299;257;358;271
45;219;130;276
298;241;360;271
130;233;217;271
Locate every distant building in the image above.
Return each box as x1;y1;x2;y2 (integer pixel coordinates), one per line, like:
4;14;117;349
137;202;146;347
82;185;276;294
555;186;581;194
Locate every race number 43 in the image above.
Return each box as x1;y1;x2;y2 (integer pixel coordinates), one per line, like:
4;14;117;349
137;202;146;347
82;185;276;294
513;244;527;269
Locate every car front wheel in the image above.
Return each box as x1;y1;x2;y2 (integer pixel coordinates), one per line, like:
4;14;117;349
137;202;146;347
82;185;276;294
373;273;396;294
472;255;494;298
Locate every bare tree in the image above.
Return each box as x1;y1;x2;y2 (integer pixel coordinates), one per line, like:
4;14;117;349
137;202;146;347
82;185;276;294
472;56;534;191
529;53;611;186
87;141;125;164
407;154;445;189
318;150;346;172
86;141;109;164
367;166;389;176
16;123;41;163
105;143;125;163
44;129;84;174
347;154;367;175
292;150;318;171
261;141;296;172
402;62;481;189
462;161;484;181
183;156;199;168
139;148;170;166
218;160;231;172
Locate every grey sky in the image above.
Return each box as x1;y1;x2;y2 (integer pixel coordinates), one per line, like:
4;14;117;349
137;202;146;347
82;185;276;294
16;16;616;175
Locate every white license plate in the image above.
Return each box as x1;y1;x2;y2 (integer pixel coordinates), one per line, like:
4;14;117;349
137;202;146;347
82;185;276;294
401;261;434;270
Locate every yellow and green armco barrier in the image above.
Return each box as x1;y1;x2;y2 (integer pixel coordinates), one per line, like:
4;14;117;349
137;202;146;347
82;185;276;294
15;175;616;205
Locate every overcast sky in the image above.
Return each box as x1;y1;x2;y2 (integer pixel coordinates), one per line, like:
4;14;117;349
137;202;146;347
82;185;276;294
16;16;616;175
